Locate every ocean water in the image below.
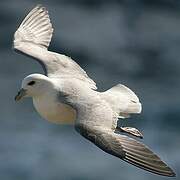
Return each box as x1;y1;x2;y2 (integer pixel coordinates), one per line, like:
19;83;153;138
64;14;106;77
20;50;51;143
0;0;179;179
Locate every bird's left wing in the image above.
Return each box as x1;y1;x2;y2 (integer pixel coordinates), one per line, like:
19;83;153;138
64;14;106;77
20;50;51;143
75;123;175;177
13;5;97;90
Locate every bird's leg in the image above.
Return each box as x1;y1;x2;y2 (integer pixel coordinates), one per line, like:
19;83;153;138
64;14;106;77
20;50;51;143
116;126;143;139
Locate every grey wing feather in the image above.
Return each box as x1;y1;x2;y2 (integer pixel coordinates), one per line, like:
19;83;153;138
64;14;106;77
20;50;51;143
75;124;176;177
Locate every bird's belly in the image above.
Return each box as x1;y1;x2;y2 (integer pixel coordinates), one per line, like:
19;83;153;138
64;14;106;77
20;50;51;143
33;98;76;124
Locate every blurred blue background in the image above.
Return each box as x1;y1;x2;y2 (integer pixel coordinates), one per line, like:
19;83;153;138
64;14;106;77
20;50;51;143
0;0;179;179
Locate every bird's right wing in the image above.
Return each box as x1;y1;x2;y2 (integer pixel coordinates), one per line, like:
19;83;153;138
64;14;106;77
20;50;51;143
75;123;175;177
13;5;97;90
14;5;53;50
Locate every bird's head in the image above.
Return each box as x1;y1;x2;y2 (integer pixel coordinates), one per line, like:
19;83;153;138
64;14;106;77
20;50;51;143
15;74;53;101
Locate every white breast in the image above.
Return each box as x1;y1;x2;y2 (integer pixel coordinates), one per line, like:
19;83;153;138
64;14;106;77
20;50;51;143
33;93;76;124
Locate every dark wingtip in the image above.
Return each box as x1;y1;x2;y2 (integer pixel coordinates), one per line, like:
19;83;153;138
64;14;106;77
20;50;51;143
157;167;176;177
169;171;176;177
165;166;176;177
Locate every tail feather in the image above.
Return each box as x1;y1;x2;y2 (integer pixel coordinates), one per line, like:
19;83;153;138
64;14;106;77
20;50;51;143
125;101;142;114
102;84;142;118
110;84;139;103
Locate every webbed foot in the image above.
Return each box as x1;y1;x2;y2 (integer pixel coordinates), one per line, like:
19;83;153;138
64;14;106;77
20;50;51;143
116;126;143;139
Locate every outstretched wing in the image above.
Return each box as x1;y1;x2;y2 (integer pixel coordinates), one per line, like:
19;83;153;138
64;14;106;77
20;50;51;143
14;5;53;50
75;124;175;177
13;5;97;90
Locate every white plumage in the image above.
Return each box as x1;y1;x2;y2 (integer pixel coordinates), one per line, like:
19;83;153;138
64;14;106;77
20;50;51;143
13;5;175;177
102;84;142;118
14;5;97;89
14;5;53;49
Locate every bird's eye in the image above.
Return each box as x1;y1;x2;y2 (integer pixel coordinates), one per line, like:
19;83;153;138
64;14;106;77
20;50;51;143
27;81;35;86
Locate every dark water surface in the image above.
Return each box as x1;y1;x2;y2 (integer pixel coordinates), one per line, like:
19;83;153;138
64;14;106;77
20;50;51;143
0;0;179;179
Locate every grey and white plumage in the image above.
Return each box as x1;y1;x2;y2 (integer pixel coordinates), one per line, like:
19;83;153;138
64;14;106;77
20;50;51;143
13;5;175;177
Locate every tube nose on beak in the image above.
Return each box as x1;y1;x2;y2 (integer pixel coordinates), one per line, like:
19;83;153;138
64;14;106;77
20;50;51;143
15;89;27;101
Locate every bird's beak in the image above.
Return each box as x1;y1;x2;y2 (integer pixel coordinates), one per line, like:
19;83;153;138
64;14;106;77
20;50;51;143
15;88;27;101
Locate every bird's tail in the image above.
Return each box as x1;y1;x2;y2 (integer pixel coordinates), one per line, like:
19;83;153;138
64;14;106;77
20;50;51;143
101;84;142;118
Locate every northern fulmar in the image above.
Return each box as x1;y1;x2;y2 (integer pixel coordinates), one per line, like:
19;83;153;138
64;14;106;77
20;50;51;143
14;5;175;177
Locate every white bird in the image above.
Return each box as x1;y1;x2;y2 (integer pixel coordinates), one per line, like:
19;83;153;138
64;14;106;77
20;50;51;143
13;5;175;177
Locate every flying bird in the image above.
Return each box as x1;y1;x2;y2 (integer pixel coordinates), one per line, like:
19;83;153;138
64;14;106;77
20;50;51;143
13;5;175;177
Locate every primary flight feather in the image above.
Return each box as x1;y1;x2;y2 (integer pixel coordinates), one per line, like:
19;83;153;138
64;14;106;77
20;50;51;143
13;5;175;177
